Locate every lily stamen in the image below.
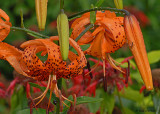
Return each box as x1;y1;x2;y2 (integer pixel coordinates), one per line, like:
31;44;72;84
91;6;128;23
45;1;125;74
84;59;100;76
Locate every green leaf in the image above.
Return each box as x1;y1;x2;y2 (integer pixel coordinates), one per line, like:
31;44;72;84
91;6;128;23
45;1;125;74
153;92;160;113
119;87;143;102
115;58;137;68
148;50;160;64
88;89;102;113
70;44;90;54
62;95;103;113
17;108;53;114
124;108;136;114
131;72;144;83
88;102;101;113
76;96;103;104
27;32;43;39
11;91;19;113
29;82;44;91
80;44;90;51
29;82;57;103
101;91;115;114
11;86;29;114
95;0;104;7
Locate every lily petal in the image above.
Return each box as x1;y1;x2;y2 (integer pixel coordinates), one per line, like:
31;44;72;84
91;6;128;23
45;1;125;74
0;9;12;41
0;42;27;76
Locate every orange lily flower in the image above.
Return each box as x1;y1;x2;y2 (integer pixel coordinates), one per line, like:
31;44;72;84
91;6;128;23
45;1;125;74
71;11;153;90
0;36;87;109
71;11;126;74
0;9;12;41
20;36;87;80
124;14;153;90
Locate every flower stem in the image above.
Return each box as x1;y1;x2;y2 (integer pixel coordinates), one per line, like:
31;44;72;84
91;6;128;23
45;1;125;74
57;78;62;90
20;9;25;28
60;0;64;10
68;7;130;20
75;23;94;42
10;26;49;38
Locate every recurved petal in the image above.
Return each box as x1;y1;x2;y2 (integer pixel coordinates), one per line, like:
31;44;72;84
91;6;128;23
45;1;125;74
75;27;93;45
99;18;126;52
0;9;12;42
124;14;153;90
22;46;48;77
21;37;66;75
86;31;103;58
100;17;125;41
39;38;66;71
0;42;27;76
63;38;87;78
71;17;90;40
71;12;90;28
0;9;10;21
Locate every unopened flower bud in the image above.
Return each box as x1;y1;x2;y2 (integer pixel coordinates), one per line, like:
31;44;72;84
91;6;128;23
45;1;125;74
35;0;48;31
124;14;153;90
57;11;69;61
114;0;123;9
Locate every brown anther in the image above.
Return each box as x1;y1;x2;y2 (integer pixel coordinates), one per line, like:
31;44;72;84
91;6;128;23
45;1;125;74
87;61;93;78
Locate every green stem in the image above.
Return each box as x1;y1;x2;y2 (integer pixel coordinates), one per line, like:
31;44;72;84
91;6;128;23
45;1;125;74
60;0;64;10
68;7;130;20
57;78;62;90
20;9;25;28
11;26;49;38
69;24;94;50
117;87;125;114
75;24;94;42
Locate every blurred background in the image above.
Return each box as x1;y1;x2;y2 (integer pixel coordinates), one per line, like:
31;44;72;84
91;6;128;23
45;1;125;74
0;0;160;114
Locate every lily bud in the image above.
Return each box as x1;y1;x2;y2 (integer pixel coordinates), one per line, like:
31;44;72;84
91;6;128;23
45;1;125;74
114;0;123;9
35;0;48;31
57;11;69;61
124;14;153;90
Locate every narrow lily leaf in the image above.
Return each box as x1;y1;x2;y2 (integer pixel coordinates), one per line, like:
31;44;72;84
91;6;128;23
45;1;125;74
148;50;160;64
115;58;136;68
119;87;143;102
17;108;53;114
27;32;43;39
76;96;103;104
29;82;44;91
95;0;104;7
100;90;115;114
29;82;57;102
64;95;103;105
62;95;103;113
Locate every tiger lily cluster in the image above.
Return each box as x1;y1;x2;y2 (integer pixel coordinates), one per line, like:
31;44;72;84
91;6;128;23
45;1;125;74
0;2;153;112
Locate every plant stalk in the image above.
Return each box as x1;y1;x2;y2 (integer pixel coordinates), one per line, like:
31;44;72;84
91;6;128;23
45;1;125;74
68;7;130;20
11;26;49;38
